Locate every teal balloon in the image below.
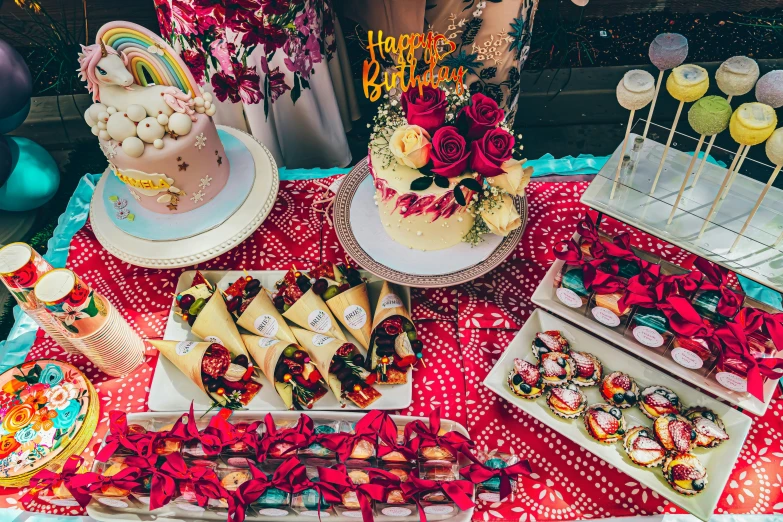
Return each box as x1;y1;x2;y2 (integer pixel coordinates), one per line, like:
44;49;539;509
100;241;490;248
0;137;59;211
0;99;30;134
0;137;10;187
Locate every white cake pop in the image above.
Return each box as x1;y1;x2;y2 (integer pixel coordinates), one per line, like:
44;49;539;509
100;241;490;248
716;56;759;97
121;137;145;158
756;70;783;109
137;117;166;144
126;104;147;123
766;128;783;166
168;113;193;136
106;112;137;142
616;70;656;110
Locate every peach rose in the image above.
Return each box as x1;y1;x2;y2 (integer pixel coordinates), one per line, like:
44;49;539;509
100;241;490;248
481;195;522;236
490;159;533;196
389;125;432;169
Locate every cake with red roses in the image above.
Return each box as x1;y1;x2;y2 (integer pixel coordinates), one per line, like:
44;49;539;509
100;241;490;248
368;86;533;250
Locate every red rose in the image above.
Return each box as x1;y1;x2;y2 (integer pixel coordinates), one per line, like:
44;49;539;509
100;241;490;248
8;262;37;289
400;86;447;134
469;128;515;177
430;126;471;178
458;93;505;140
182;50;206;85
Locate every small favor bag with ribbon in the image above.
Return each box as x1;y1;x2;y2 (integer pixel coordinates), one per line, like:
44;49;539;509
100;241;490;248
298;420;342;467
367;281;423;385
71;461;142;511
400;468;475;520
691;258;744;324
291;467;334;516
318;465;387;522
371;467;418;519
22;455;92;510
621;266;674;354
273;266;346;341
408;408;474;475
150;340;262;409
293;328;381;408
95;411;158;463
242;334;328;410
377;414;417;466
256;413;312;469
586;269;632;332
460;450;532;503
336;416;380;467
223;274;297;343
552;237;615;315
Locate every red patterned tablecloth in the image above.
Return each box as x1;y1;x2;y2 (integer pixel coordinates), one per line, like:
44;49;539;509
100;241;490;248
6;178;783;520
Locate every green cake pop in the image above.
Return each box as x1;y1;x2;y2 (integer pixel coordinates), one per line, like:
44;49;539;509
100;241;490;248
667;96;732;225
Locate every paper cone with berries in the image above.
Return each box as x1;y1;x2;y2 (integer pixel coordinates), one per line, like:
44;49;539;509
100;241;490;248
191;293;249;359
283;288;346;341
292;327;347;402
150;340;210;393
325;283;372;349
237;291;297;343
371;281;412;330
241;334;295;409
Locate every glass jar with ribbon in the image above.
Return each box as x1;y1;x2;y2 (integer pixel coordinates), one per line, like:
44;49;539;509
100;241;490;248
691;258;744;324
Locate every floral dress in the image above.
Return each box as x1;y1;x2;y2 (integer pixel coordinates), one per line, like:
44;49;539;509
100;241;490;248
154;0;359;168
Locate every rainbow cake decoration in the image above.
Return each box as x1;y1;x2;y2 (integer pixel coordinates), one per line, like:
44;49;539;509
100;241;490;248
79;22;229;215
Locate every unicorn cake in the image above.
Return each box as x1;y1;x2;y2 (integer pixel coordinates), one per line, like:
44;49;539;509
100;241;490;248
80;22;229;214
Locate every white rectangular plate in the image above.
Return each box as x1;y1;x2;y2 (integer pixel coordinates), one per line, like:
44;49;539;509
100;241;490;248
87;411;473;522
531;258;776;416
483;308;752;522
149;270;412;411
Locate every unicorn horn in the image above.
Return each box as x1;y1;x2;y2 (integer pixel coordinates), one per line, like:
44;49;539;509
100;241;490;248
99;40;108;58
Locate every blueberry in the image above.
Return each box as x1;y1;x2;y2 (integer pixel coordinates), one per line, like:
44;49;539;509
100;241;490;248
638;430;649;438
520;383;532;393
703;411;715;421
609;407;622;419
691;430;697;440
533;338;546;349
624;391;637;405
512;374;523;386
616;428;624;435
692;479;705;491
613;392;625;404
556;357;567;368
667;394;679;406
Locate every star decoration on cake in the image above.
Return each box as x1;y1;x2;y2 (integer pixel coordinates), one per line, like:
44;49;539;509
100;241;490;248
191;190;205;203
199;175;212;189
101;142;117;159
216;155;223;166
178;161;189;171
195;133;207;150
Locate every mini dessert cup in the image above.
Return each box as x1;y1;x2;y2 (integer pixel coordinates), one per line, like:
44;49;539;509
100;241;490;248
339;421;377;467
173;480;225;514
418;468;464;520
251;473;292;518
666;335;720;375
472;451;521;502
653;414;696;453
334;469;373;518
220;422;260;468
583;404;626;444
546;384;587;419
692;286;743;324
419;461;459;481
508;358;544;399
684;407;729;448
298;421;340;467
626;307;674;354
291;467;334;517
622;426;666;468
662;452;708;495
588;291;631;332
375;466;418;519
553;265;592;314
638;386;681;420
379;425;416;465
90;462;140;510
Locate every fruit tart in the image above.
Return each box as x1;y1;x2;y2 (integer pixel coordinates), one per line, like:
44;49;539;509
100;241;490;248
684;407;729;448
584;403;626;444
638;385;680;420
546;383;587;419
663;452;708;495
532;330;570;361
653;413;696;453
539;352;573;387
570;351;602;387
600;371;639;409
623;426;666;468
508;359;544;399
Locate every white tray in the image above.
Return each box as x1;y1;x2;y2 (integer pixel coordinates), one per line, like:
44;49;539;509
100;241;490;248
483;309;752;522
531;258;776;416
86;410;474;522
149;270;412;412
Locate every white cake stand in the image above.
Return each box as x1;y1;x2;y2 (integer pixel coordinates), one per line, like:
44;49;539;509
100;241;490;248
90;126;278;269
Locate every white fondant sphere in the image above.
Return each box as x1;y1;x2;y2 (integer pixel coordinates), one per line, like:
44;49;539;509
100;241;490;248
195;106;206;114
126;104;147;123
205;104;217;116
194;96;205;107
156;113;169;126
106;112;137;142
97;121;107;131
98;111;110;123
122;136;145;158
168;113;193;136
84;108;96;127
88;103;107;122
137;117;166;143
203;92;213;102
153;139;164;149
204;100;212;110
99;130;111;141
91;125;99;136
107;106;117;114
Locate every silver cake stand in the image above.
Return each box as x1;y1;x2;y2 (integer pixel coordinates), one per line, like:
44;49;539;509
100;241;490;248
90;126;278;269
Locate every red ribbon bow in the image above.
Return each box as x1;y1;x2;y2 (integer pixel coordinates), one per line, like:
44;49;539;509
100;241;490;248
716;320;783;401
553;239;619;292
256;413;312;462
326;411;382;462
375;413;417;462
95;411;158;462
22;455;93;508
123;454;178;511
318;465;388;522
575;215;607;259
736;307;783;352
460;459;532;501
69;465;142;497
400;471;475;522
694;258;743;318
166;403;202;444
603;232;640;265
407;407;474;459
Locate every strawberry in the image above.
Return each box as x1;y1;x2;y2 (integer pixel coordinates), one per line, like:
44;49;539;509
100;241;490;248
514;359;540;386
542;357;566;377
551;387;583;411
644;391;673;410
633;436;664;452
693;417;728;440
670;463;703;481
572;352;595;378
669;420;694;453
592;410;619;435
610;373;632;390
538;331;567;351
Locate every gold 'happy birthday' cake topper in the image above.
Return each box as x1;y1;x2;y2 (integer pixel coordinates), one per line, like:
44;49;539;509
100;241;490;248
363;30;467;101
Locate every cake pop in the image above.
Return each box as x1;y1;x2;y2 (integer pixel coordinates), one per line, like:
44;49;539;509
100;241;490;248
692;57;760;190
643;33;689;139
732;127;783;251
611;70;656;199
698;103;777;239
755;70;783;109
667;96;732;225
650;64;709;196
